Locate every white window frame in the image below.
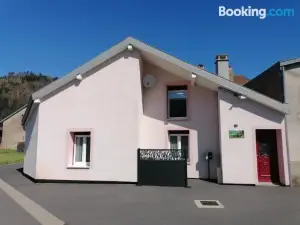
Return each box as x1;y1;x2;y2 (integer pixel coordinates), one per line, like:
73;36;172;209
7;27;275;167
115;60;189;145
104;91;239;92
73;134;90;167
167;88;188;120
168;133;189;161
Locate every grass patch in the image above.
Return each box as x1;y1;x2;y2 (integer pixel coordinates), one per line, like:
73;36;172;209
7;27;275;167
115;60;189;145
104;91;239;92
0;149;24;165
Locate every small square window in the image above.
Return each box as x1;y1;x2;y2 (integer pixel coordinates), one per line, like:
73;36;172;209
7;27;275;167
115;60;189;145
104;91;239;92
167;86;188;119
72;132;91;167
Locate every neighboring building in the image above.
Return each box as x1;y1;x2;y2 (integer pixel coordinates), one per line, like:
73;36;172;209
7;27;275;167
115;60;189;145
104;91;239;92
0;105;27;149
228;66;249;85
245;58;300;186
199;65;249;85
232;75;249;85
22;37;290;186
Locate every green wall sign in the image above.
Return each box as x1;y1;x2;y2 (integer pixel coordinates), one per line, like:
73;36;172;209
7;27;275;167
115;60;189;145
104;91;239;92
229;130;245;139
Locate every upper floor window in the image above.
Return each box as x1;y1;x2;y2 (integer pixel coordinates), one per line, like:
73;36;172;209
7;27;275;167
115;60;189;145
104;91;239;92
167;85;188;119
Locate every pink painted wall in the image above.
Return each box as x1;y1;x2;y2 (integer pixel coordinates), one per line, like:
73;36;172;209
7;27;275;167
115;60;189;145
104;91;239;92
218;89;290;185
140;63;220;179
25;51;289;185
35;50;143;181
27;52;221;181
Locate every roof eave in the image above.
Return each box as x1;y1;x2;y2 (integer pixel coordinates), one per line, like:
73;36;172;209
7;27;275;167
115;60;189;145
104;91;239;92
280;58;300;67
31;37;132;101
0;104;28;124
23;36;289;117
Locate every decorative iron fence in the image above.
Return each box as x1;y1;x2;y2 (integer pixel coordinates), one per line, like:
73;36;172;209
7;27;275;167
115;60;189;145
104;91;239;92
137;149;188;187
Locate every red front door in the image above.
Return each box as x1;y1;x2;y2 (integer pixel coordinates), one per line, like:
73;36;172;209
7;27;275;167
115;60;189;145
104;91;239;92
256;130;280;183
256;142;272;182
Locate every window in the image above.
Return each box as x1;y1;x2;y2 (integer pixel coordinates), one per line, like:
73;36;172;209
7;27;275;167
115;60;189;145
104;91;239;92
169;130;189;160
167;86;188;119
72;132;91;167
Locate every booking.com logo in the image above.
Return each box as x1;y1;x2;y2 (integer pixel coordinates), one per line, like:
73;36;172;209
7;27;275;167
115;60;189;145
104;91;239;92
219;6;295;19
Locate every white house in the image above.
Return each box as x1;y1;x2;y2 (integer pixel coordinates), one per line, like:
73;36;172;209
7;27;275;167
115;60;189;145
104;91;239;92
22;37;290;186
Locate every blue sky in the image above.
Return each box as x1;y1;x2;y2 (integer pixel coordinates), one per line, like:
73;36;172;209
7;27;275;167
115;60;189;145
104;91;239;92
0;0;299;79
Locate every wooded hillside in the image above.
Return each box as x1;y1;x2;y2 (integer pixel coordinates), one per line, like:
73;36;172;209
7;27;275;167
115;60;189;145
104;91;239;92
0;72;57;120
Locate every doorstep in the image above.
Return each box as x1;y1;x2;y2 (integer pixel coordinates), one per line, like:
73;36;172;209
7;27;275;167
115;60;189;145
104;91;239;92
256;182;280;187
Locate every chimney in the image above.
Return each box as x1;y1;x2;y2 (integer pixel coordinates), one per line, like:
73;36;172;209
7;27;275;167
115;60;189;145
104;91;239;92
215;54;229;80
198;64;205;69
229;66;234;82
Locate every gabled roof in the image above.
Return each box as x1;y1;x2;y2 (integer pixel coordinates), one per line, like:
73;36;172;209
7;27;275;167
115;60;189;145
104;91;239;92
0;104;27;124
22;37;289;125
280;58;300;67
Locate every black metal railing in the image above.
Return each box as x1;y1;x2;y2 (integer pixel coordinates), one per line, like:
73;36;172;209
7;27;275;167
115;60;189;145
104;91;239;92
139;148;187;161
137;149;188;187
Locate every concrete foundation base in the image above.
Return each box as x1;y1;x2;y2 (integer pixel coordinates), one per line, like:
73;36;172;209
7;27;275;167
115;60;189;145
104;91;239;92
291;161;300;187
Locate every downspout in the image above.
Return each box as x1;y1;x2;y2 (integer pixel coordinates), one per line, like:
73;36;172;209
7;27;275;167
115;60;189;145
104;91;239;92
281;66;292;186
217;88;223;184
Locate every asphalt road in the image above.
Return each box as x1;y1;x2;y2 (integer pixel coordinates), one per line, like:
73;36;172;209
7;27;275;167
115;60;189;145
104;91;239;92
1;163;300;225
0;189;40;225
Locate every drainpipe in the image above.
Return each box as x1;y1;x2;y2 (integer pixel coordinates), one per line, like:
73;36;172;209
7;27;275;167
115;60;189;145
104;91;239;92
281;66;292;186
